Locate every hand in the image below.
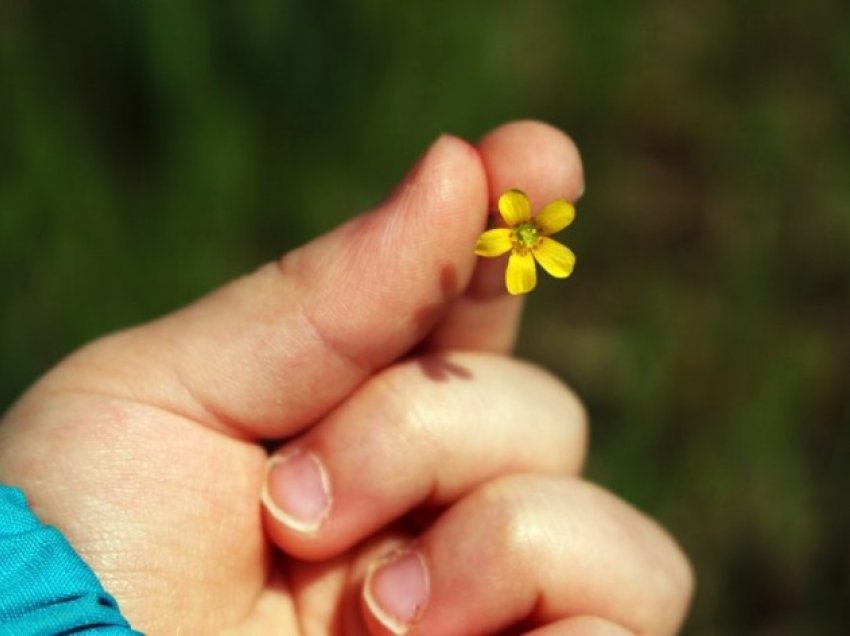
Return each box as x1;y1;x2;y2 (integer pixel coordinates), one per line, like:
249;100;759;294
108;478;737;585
0;121;692;635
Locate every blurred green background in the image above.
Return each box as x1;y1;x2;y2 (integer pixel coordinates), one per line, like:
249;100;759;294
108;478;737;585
2;1;849;633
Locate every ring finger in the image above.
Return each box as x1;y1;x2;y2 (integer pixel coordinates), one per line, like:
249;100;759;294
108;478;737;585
361;474;693;635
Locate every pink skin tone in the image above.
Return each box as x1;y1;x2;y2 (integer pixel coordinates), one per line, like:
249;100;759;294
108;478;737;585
0;121;692;635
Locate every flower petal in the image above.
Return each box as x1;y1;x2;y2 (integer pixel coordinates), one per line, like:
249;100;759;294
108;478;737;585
498;189;532;227
506;251;537;295
533;237;576;279
474;228;513;257
535;199;575;235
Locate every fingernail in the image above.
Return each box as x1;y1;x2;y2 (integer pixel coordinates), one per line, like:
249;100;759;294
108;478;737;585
364;548;430;634
262;450;331;533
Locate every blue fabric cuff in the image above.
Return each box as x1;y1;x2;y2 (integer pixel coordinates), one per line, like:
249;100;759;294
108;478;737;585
0;484;142;635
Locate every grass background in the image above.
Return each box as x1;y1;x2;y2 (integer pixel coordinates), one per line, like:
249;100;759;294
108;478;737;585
2;2;849;633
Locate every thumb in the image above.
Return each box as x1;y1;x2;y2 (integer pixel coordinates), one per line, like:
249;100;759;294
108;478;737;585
58;135;489;439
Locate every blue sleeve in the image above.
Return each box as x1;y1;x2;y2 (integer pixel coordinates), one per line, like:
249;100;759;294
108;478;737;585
0;484;142;635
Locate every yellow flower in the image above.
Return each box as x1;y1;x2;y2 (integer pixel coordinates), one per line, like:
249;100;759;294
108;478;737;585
474;189;576;295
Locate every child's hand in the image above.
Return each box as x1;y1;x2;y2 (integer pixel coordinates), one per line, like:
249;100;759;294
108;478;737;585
0;121;691;635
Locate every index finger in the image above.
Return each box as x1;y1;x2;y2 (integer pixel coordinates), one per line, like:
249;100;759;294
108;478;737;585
423;120;585;353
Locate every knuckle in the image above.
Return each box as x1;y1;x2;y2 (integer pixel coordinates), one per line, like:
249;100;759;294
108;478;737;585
366;366;440;456
475;474;552;568
653;538;695;634
555;383;589;473
521;361;589;473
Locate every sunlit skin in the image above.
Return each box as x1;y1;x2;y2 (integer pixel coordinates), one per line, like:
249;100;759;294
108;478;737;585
0;121;692;635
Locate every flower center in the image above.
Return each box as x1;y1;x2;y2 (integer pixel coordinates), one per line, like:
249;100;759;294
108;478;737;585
514;223;540;251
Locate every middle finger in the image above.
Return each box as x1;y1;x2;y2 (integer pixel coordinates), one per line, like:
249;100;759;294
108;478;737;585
261;351;587;560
